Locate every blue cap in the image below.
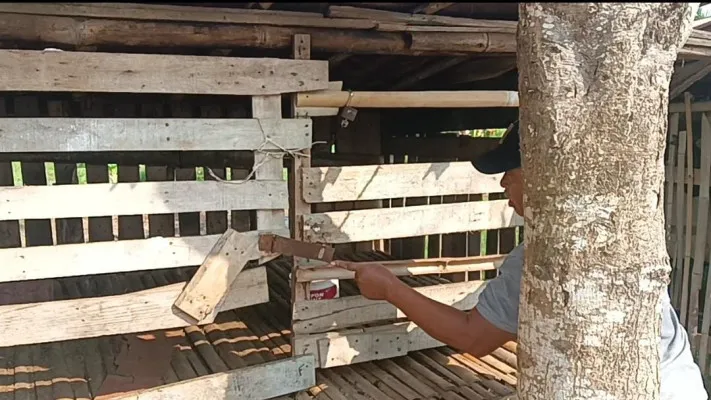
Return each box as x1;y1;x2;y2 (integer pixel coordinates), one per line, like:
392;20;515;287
471;120;520;175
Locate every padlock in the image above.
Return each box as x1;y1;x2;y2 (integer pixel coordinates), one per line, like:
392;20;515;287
340;106;358;128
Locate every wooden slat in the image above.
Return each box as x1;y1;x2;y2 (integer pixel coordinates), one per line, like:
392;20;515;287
173;229;268;323
303;200;522;243
303;162;502;203
293;280;487;334
295;255;504;282
0;267;268;347
294;320;451;368
0;118;312;152
0;50;329;95
0;228;288;283
111;355;316;400
0;180;287;221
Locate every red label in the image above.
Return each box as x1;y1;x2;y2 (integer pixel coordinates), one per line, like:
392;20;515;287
310;285;338;300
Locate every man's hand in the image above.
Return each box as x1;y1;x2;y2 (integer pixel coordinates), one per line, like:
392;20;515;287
330;260;402;300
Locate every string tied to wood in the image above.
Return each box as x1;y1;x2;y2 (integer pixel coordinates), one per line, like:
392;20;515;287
205;118;325;184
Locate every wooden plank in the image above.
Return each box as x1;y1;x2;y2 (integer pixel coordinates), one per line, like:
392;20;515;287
293;280;487;334
0;228;288;283
294;81;343;118
303;162;502;203
0;2;372;29
173;229;268;323
0;180;287;221
0;267;268;347
0;50;329;95
682;93;695;330
697;112;711;373
252;95;287;232
295;255;504;282
111;355;315;400
295;90;519;108
293;321;450;369
0;118;313;152
303;200;522;243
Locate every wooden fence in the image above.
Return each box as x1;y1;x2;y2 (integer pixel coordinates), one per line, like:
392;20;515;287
0;48;325;398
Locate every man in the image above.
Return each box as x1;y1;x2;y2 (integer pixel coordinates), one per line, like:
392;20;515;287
330;121;707;399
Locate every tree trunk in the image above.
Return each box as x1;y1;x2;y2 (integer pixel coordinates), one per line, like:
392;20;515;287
517;3;697;400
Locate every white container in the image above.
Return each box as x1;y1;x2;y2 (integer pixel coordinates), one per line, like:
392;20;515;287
289;273;340;300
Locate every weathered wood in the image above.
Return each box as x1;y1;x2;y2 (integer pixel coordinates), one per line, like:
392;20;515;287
296;90;519;108
0;13;501;56
682;93;696;330
294;82;343;118
1;180;287;221
293;321;447;368
326;5;517;31
303;200;522;243
173;229;267;323
0;50;328;95
0;2;371;28
0;151;255;168
293;280;487;334
695;112;711;373
0;267;268;347
295;255;505;282
302;162;502;203
252;95;287;234
670;60;711;99
110;355;316;400
0;118;312;152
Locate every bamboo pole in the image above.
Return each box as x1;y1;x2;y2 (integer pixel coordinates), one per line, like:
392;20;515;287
673;129;689;309
295;255;506;282
696;112;711;372
296;90;519;109
681;92;696;330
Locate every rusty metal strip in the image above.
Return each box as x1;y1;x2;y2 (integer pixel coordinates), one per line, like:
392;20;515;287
258;234;335;262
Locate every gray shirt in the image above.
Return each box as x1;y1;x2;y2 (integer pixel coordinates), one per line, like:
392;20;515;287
476;243;708;399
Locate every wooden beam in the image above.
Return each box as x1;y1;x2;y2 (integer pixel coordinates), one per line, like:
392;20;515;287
293;320;448;368
0;180;287;221
0;13;514;57
0;267;268;347
302;162;503;203
173;229;268;323
411;3;456;15
0;2;371;29
670;101;711;112
0;118;312;152
0;50;329;95
295;255;505;282
296;90;519;108
293;280;487;334
110;355;316;400
302;200;523;243
670;60;711;99
0;229;288;283
327;5;517;31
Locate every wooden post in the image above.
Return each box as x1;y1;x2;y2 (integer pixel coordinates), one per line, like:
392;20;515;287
290;34;312;304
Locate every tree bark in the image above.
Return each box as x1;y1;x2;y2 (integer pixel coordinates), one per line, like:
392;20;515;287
517;3;697;400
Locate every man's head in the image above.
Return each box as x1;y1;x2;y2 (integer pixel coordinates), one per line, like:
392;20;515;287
471;121;524;216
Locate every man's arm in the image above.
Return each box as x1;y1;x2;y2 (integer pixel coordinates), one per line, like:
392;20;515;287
385;278;516;357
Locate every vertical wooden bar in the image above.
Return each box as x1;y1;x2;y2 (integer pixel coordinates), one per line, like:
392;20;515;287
290;34;312;303
666;113;680;305
674;129;688;310
81;96;114;243
252;95;285;231
48;99;84;245
691;114;710;342
200;104;229;235
684;92;698;331
0;96;20;250
142;102;176;239
115;102;145;241
695;112;711;371
0;96;22;306
170;99;201;238
227;105;254;232
14;96;53;247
